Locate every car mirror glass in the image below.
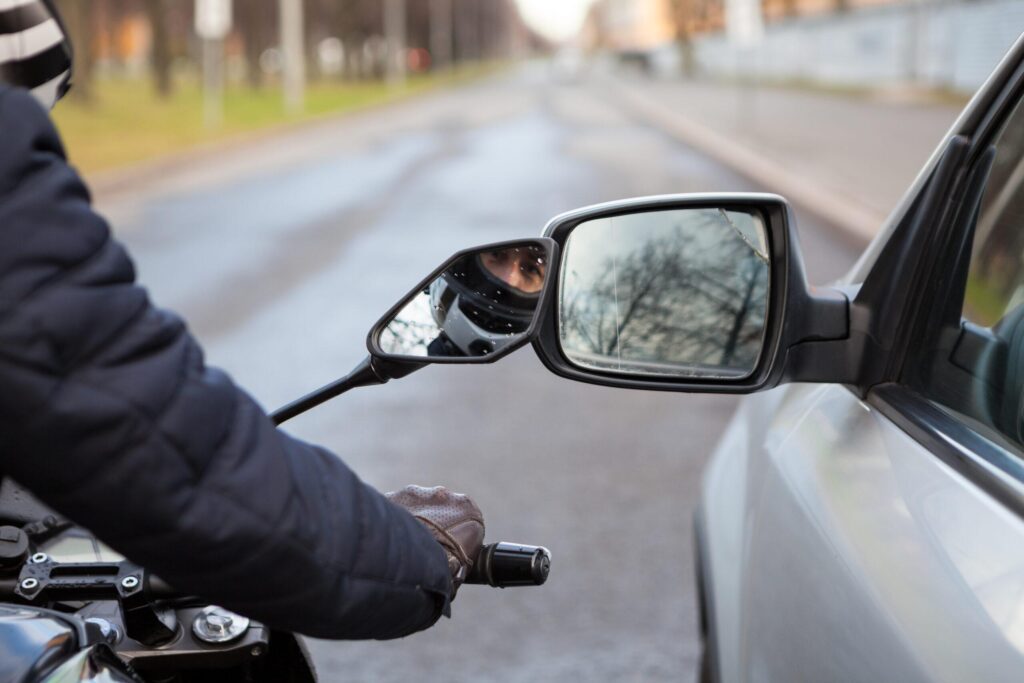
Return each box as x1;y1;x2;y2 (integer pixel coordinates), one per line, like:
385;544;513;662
558;208;770;379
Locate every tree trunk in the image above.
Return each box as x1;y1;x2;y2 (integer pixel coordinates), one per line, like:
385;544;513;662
144;0;173;97
57;0;94;102
237;1;270;89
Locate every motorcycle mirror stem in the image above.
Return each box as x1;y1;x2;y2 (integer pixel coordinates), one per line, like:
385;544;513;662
271;355;422;426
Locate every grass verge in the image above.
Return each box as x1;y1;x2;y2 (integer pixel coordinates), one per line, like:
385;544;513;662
53;65;499;175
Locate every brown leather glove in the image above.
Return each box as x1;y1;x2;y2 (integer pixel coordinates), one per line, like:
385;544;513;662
385;486;485;593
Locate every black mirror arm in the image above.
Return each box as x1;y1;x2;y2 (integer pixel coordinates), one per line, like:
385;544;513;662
271;355;425;425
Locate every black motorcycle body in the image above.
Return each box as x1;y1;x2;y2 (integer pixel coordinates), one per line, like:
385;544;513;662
0;603;316;682
0;484;318;683
0;505;542;682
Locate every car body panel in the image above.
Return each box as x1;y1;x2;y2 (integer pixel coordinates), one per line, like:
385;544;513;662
702;383;1024;681
698;31;1024;683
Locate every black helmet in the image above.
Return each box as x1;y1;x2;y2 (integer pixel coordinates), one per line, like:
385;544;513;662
429;246;544;357
0;0;73;109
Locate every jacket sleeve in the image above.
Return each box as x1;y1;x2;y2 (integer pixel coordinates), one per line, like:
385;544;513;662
0;86;452;640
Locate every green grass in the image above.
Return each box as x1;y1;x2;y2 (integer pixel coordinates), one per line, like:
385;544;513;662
964;274;1008;327
52;66;498;174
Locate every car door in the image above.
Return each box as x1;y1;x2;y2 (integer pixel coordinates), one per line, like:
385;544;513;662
698;34;1024;683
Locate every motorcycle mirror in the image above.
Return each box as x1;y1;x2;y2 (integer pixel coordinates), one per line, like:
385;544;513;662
271;238;557;426
367;238;558;364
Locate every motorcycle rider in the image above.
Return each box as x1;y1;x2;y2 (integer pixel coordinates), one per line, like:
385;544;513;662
0;0;484;639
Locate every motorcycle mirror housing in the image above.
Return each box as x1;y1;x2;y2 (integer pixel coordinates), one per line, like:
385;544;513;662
271;238;558;425
367;238;559;365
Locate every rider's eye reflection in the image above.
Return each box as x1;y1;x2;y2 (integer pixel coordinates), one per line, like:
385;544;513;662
480;248;547;294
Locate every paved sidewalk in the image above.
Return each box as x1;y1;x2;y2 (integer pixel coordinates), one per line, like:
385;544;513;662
611;78;964;243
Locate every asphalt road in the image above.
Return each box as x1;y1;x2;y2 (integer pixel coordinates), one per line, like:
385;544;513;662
98;65;862;682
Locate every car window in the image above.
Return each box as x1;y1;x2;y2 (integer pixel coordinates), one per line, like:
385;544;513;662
964;99;1024;327
908;93;1024;454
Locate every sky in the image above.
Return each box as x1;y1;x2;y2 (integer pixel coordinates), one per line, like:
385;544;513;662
516;0;595;43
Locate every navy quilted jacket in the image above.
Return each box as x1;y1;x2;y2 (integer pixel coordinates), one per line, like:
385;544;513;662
0;85;451;639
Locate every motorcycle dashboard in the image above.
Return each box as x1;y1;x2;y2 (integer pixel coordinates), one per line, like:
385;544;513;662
38;527;124;564
0;480;123;563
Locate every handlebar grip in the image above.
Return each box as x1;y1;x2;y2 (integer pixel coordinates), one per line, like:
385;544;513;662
465;542;551;587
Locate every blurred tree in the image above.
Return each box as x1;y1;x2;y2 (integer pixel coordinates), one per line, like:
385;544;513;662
57;0;95;101
406;0;432;57
236;1;276;87
428;0;453;71
453;0;479;62
143;0;172;96
331;0;381;79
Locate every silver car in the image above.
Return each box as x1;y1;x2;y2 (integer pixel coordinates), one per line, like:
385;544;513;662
688;37;1024;683
520;31;1024;683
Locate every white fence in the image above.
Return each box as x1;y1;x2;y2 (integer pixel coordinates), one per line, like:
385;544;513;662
687;0;1024;94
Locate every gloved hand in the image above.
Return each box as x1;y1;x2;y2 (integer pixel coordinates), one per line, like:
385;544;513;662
386;486;485;594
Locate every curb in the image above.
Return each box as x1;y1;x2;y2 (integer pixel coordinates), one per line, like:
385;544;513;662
612;80;881;247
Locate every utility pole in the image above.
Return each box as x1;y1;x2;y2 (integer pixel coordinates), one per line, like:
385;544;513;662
195;0;232;129
384;0;406;87
429;0;452;71
280;0;305;115
201;37;224;128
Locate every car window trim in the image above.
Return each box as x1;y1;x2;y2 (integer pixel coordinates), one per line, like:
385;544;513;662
869;383;1024;519
866;41;1024;521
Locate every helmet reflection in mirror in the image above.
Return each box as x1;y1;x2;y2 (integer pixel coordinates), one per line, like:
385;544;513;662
376;244;547;359
428;246;545;357
0;0;74;110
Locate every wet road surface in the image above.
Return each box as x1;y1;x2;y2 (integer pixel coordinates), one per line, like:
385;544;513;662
98;66;863;682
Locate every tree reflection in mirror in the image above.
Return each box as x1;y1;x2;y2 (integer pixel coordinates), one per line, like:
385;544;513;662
377;244;548;359
559;208;770;378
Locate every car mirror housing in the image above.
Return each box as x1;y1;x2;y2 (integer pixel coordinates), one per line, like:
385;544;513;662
532;194;850;394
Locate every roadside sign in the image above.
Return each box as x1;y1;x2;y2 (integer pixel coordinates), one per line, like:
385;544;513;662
725;0;764;48
195;0;232;40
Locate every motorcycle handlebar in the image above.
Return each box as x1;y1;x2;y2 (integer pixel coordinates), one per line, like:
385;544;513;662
465;542;551;588
142;541;551;599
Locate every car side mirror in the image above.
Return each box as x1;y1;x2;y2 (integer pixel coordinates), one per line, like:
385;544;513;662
532;194;849;393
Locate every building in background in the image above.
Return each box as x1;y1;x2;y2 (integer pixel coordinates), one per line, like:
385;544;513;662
584;0;1023;96
584;0;676;53
583;0;910;53
761;0;906;23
